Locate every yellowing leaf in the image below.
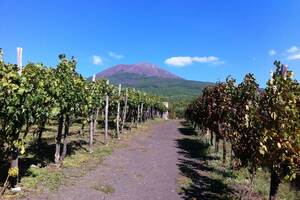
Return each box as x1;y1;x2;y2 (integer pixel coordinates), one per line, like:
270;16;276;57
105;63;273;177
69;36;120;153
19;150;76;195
259;149;265;155
20;145;25;154
271;112;277;120
277;142;281;149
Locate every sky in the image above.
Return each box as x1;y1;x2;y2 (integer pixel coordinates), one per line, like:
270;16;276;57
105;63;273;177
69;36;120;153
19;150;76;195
1;0;300;86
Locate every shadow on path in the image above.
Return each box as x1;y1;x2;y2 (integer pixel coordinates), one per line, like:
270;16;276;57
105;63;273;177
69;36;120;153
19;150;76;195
176;124;235;200
0;139;89;185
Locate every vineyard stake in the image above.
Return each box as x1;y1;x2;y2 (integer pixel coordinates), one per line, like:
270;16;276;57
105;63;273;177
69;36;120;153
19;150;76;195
17;47;22;75
116;84;121;139
121;88;128;134
104;80;109;144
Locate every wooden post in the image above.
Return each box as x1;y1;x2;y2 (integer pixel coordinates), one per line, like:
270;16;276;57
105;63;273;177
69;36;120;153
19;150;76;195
116;84;121;139
55;114;64;164
0;48;3;62
140;103;144;122
61;114;70;161
80;121;85;135
105;95;109;144
17;47;22;75
89;75;96;152
136;104;140;127
121;88;128;134
104;80;109;144
130;113;134;132
89;111;94;153
9;149;19;188
94;108;99;135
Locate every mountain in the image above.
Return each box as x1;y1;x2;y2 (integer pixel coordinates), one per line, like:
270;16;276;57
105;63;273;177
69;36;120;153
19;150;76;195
96;63;182;79
94;62;212;101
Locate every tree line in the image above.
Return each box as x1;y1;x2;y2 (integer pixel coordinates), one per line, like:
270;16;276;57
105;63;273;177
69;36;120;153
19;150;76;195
185;61;300;200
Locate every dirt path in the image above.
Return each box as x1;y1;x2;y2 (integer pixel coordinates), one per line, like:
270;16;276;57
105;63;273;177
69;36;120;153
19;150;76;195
26;120;182;200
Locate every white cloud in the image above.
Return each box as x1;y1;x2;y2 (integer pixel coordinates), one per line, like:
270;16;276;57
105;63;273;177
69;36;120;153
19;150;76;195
268;49;276;56
108;51;124;59
288;53;300;61
92;55;103;65
286;46;299;54
285;46;300;61
165;57;194;66
164;56;221;67
267;45;300;61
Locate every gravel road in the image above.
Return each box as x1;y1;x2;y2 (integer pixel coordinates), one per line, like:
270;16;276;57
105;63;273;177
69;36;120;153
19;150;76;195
27;120;182;200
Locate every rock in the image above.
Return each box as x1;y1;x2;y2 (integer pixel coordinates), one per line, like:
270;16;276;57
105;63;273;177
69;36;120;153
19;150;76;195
11;186;21;192
30;164;38;168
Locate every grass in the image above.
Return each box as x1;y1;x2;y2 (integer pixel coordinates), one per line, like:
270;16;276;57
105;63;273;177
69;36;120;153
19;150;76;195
176;123;300;200
93;184;115;194
176;176;193;193
211;146;300;199
21;167;63;192
204;138;300;199
1;119;159;199
232;168;300;200
11;141;110;198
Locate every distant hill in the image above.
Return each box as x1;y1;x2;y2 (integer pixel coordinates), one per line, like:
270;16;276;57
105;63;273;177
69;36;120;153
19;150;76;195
94;62;212;101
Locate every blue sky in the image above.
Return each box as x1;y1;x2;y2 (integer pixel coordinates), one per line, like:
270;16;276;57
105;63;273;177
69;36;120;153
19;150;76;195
1;0;300;86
